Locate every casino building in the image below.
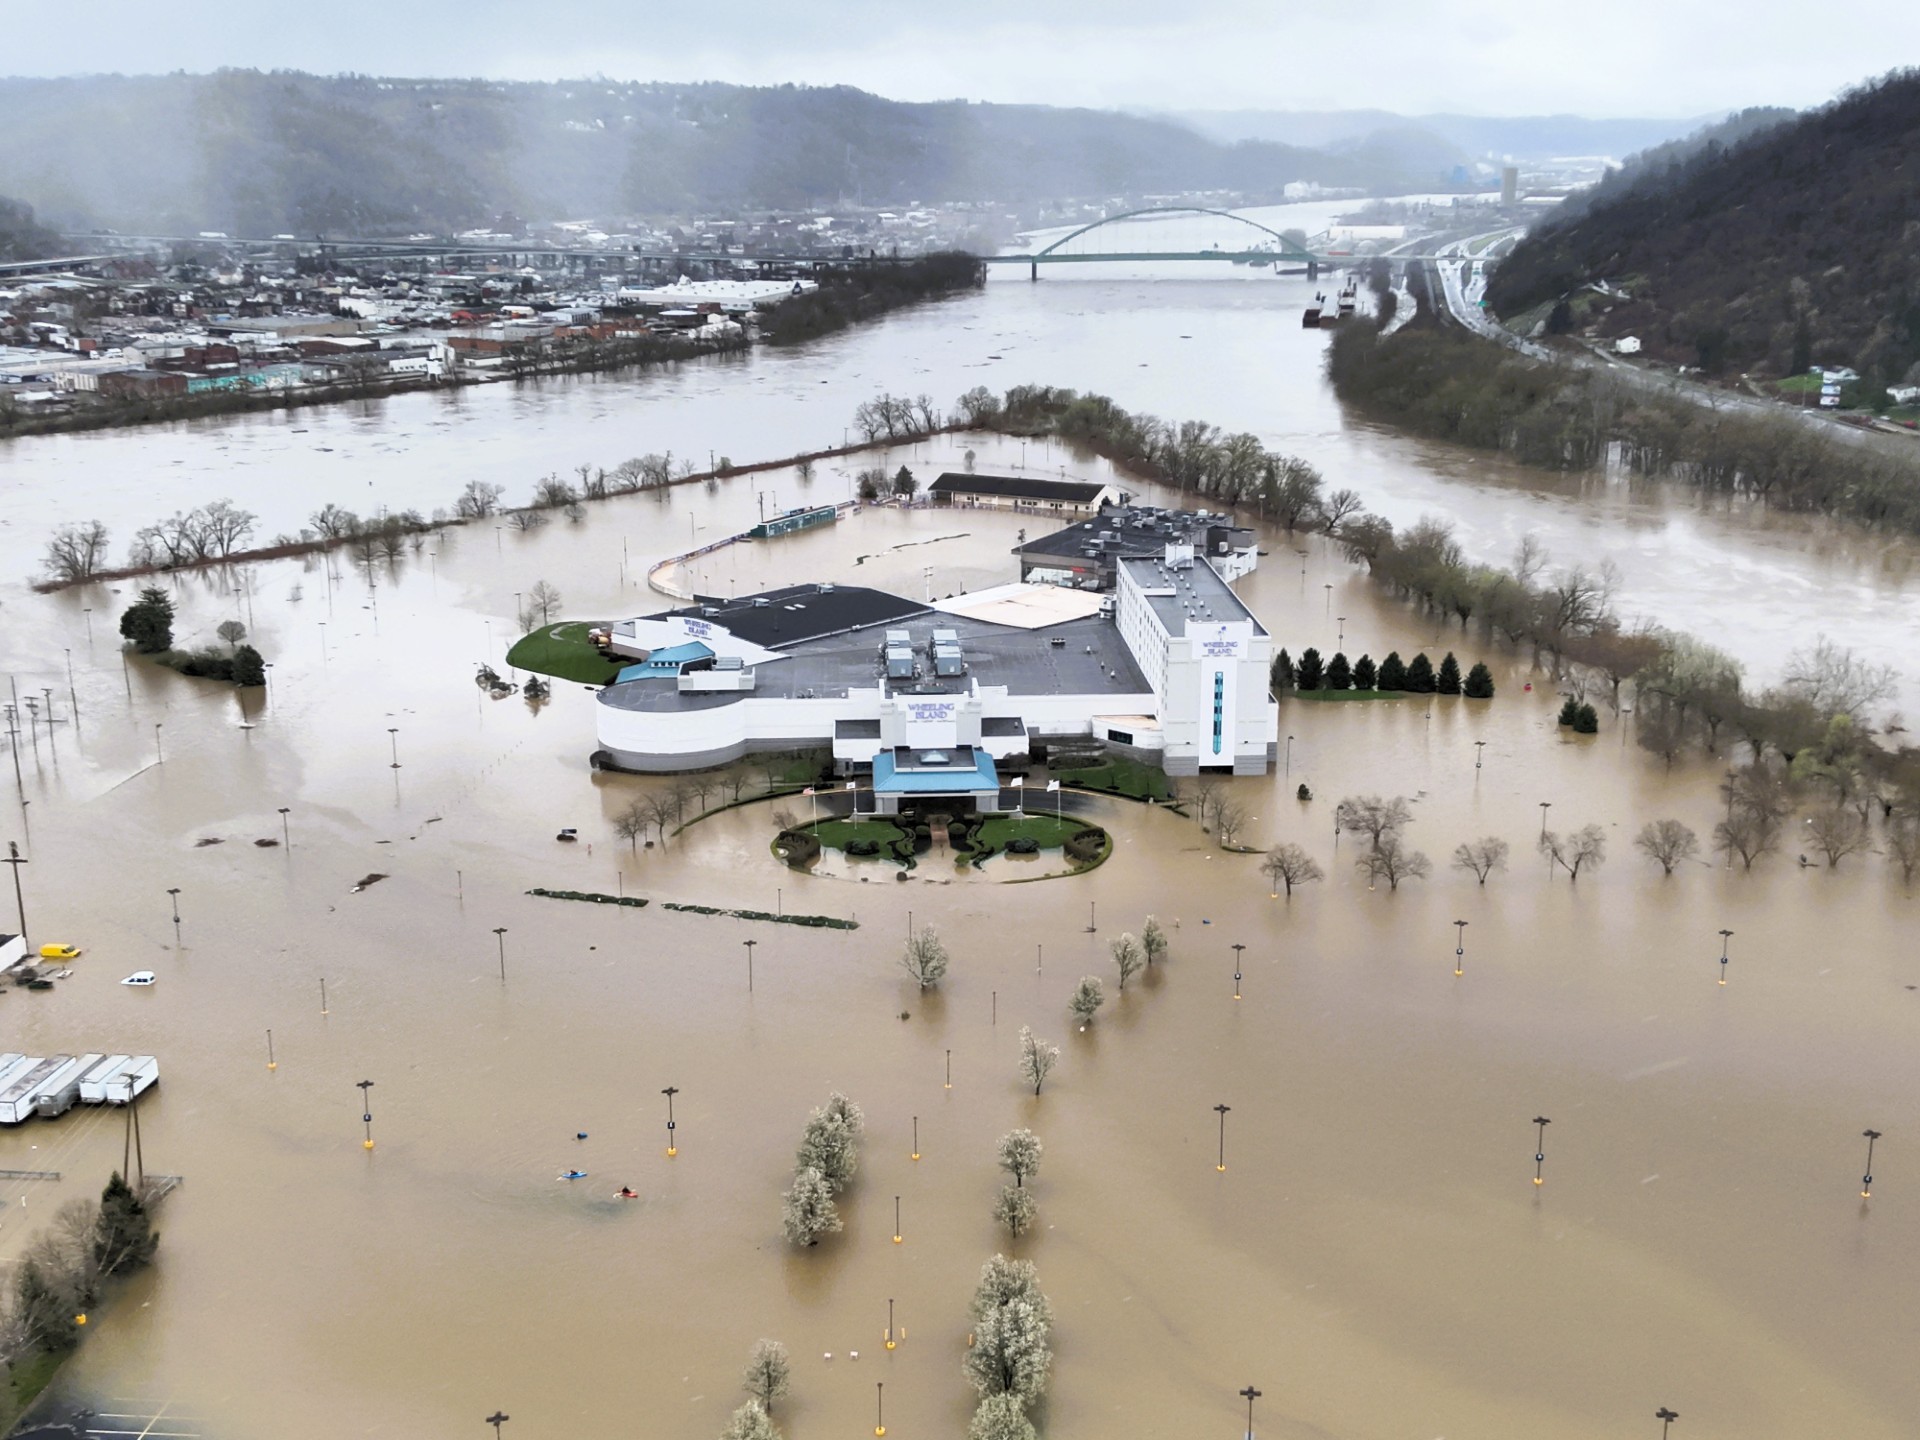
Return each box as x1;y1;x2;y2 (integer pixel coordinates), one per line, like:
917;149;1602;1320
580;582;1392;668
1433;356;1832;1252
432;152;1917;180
591;509;1277;786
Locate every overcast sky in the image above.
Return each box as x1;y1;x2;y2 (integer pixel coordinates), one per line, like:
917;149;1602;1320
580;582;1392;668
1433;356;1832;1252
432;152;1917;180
4;0;1909;117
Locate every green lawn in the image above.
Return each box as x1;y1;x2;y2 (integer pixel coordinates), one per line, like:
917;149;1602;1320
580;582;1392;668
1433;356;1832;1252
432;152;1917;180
1054;757;1172;800
1;1348;67;1430
1774;373;1822;394
505;620;624;685
974;814;1083;850
809;818;908;849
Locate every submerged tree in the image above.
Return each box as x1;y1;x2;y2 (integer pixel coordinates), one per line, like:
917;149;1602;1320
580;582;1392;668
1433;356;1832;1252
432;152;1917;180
1261;842;1325;896
1335;794;1413;849
780;1166;841;1247
1634;819;1700;875
1357;834;1431;891
1887;816;1920;884
1450;837;1510;884
901;927;951;990
1715;809;1783;870
997;1129;1043;1188
1806;805;1869;867
1017;1027;1058;1096
742;1339;791;1416
1109;934;1144;991
1141;915;1169;966
720;1400;777;1440
795;1094;863;1193
994;1185;1038;1238
969;1393;1039;1440
1539;825;1607;881
93;1171;157;1276
1068;976;1105;1027
964;1256;1054;1403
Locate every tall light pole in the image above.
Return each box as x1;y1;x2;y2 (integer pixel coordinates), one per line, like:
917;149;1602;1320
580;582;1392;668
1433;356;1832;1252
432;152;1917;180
1336;616;1345;650
1284;735;1293;775
1214;1103;1231;1172
387;727;401;768
911;1115;920;1162
154;722;164;765
493;927;508;981
278;807;291;847
1241;1383;1263;1439
1861;1128;1882;1198
662;1086;679;1157
1454;919;1467;978
1475;739;1486;771
885;1296;899;1348
357;1079;376;1150
743;937;756;992
485;1413;509;1440
1717;929;1733;986
1231;942;1245;1001
1532;1115;1551;1186
1656;1406;1678;1439
893;1196;903;1245
874;1381;886;1437
1538;801;1551;837
167;887;182;948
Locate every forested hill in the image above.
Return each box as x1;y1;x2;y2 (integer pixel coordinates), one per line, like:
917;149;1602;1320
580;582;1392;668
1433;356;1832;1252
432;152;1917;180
0;72;1437;236
0;196;60;262
1486;71;1920;387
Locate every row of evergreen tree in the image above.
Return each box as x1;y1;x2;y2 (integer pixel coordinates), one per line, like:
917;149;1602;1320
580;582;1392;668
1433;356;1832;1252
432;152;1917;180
1272;646;1494;698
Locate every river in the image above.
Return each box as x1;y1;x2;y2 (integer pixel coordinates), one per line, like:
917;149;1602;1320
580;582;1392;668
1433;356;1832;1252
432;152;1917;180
0;215;1916;1440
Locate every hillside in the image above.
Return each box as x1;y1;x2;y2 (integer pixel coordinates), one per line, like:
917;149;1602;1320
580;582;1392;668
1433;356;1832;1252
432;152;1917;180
1170;108;1706;161
0;73;1442;236
1486;71;1920;386
0;195;60;262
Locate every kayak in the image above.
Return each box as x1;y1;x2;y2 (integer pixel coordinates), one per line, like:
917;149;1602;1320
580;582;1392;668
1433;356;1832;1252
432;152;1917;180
559;1170;588;1181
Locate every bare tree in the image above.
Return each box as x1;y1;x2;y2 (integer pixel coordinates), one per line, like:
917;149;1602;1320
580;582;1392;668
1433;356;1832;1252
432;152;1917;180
614;799;649;851
1539;824;1607;881
216;619;247;649
1715;809;1782;870
684;774;717;813
643;791;680;845
723;767;751;803
198;499;257;558
507;509;548;531
1633;819;1699;875
1806;805;1869;868
533;474;578;508
1780;638;1898;721
1213;798;1249;847
1319;487;1364;534
1018;1027;1058;1095
1335;794;1413;850
1109;934;1144;991
1188;778;1221;828
901;928;951;990
525;579;563;626
1357;834;1431;890
42;520;111;582
1451;837;1510;884
455;480;506;517
1261;843;1325;896
1887;816;1920;884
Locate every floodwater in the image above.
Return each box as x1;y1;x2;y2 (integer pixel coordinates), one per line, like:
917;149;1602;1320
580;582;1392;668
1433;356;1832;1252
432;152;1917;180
0;468;1915;1440
0;222;1916;1438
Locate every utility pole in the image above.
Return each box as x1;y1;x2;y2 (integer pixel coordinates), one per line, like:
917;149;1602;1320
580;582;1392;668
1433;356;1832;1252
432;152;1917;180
3;841;26;943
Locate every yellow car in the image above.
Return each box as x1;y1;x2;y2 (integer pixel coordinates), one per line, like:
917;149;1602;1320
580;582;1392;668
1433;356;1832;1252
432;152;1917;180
38;943;81;960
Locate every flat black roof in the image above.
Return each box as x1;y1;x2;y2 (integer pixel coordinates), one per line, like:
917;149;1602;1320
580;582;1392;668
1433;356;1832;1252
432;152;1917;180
665;584;927;650
929;472;1110;503
1016;505;1254;562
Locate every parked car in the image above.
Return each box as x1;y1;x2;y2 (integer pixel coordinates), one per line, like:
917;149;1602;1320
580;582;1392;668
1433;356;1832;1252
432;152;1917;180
39;944;81;960
121;971;157;987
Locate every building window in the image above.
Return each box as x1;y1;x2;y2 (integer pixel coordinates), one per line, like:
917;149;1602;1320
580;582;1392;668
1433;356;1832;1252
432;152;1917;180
1212;672;1225;755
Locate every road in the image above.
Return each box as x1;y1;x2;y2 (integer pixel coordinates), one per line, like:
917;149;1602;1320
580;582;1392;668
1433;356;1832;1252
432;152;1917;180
1424;229;1917;455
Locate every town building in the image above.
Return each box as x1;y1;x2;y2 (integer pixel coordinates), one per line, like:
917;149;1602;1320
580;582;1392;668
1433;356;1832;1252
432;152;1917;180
1012;504;1256;589
590;513;1277;789
926;472;1121;518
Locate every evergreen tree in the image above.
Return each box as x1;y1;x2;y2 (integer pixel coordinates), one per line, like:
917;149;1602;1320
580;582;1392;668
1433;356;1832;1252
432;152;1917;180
1463;662;1496;698
231;644;267;687
1270;649;1294;693
1376;651;1407;691
1436;652;1462;695
1558;696;1580;726
1324;652;1352;690
118;586;175;655
1294;646;1324;690
1352;654;1378;690
1406;653;1437;693
1573;703;1600;734
94;1170;157;1275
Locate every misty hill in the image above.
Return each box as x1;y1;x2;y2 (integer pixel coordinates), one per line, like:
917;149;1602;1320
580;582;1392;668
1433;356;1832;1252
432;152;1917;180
0;196;61;262
0;73;1449;236
1486;72;1920;384
1171;109;1708;161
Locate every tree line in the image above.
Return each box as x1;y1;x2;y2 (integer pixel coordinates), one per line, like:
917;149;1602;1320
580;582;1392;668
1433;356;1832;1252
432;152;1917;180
0;1172;158;1375
760;253;987;346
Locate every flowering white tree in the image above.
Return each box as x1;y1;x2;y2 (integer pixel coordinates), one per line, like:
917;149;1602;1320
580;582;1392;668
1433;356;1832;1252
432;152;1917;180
742;1339;790;1415
1017;1028;1058;1096
901;928;951;990
964;1256;1053;1403
781;1166;841;1247
1068;976;1105;1026
997;1129;1042;1187
1109;934;1144;991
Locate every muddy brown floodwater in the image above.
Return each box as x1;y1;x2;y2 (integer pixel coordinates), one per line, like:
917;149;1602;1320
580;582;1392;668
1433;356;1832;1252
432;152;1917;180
0;432;1914;1440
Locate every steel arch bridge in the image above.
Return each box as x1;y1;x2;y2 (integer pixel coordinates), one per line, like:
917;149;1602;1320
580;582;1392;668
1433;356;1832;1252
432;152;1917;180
985;206;1324;273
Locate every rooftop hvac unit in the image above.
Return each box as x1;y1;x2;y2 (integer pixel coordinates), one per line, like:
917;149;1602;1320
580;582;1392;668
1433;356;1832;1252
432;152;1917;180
753;598;770;607
818;582;835;593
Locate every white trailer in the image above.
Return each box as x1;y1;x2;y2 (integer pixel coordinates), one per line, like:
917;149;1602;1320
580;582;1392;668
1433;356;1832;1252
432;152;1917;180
79;1054;134;1103
0;1054;33;1091
31;1053;103;1119
0;1056;72;1124
102;1056;159;1104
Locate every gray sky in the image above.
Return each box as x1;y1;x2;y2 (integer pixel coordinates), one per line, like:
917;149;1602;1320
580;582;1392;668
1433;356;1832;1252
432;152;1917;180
4;0;1909;117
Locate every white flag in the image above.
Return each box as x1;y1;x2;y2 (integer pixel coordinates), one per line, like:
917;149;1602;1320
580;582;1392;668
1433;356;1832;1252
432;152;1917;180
1011;777;1023;788
1046;779;1061;792
845;780;857;790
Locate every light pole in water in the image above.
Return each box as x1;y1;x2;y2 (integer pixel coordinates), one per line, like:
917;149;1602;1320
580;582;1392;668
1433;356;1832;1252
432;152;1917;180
1475;740;1486;770
893;1196;903;1245
357;1079;376;1150
1717;929;1733;986
874;1381;886;1437
885;1296;899;1348
1656;1406;1678;1439
1861;1128;1881;1198
1454;919;1467;977
1214;1103;1231;1172
1231;942;1245;1001
387;727;401;768
1539;801;1551;837
1284;735;1293;775
1532;1115;1551;1186
662;1086;679;1157
1241;1383;1263;1439
167;887;182;948
1336;615;1345;650
743;938;756;992
278;807;291;848
493;927;508;981
485;1413;508;1440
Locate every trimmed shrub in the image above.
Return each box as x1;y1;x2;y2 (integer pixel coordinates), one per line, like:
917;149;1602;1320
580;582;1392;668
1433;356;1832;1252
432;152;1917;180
1573;703;1600;734
1005;837;1041;855
1557;696;1580;726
